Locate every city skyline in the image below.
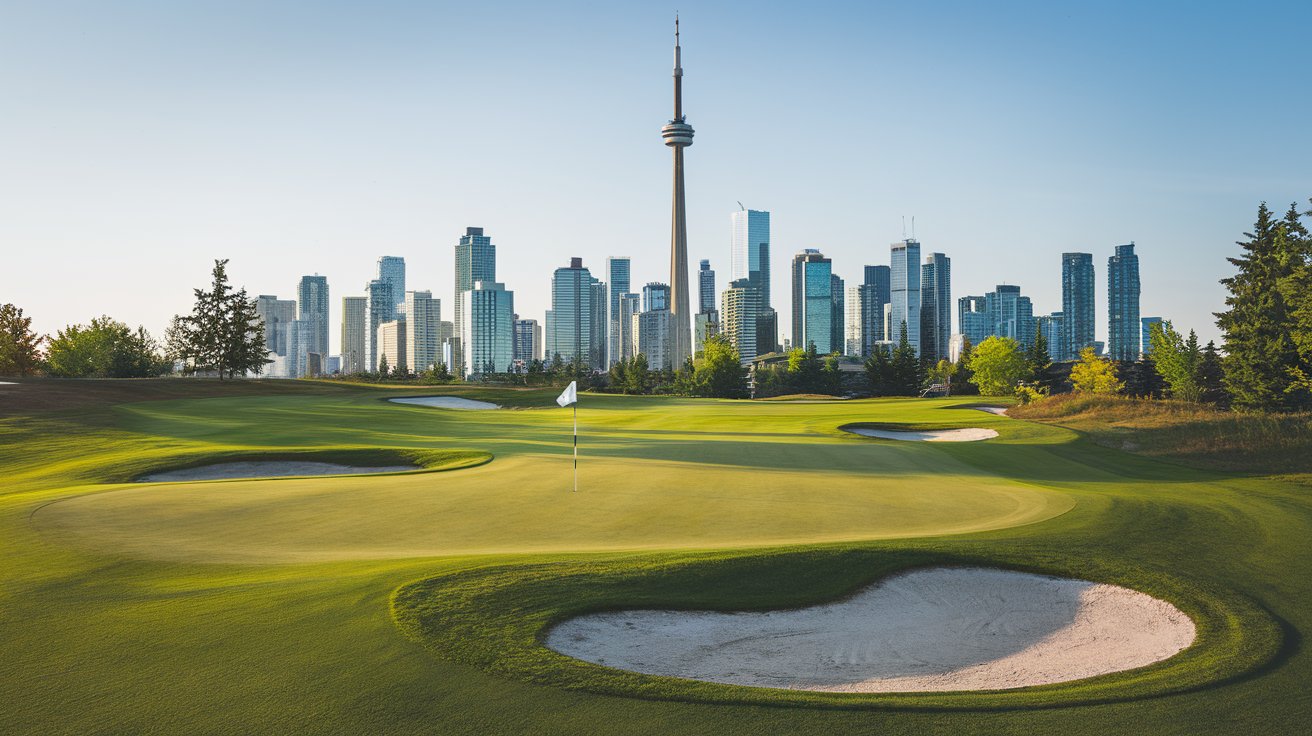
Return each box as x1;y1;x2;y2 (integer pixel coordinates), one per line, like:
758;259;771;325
5;3;1311;353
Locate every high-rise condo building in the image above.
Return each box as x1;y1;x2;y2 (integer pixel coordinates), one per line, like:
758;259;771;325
618;293;640;362
958;295;989;349
589;277;608;370
364;279;395;371
859;265;891;357
404;290;441;374
890;239;922;354
986;285;1035;347
662;18;694;369
340;296;367;374
698;259;716;313
1108;243;1141;362
547;258;593;364
461;281;514;376
606;257;631;366
756;309;778;355
1038;312;1065;361
1141;316;1163;358
845;284;863;357
790;250;834;354
255;295;297;355
694;311;718;355
512;316;541;369
454;227;496;371
1062;252;1096;361
297;275;329;358
830;274;845;355
376;257;405;313
721;277;760;362
920;252;951;363
642;282;671;312
377;319;406;374
636;309;674;371
731;207;771;310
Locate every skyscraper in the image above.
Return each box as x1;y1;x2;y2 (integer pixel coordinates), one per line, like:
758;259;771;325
920;253;951;363
1039;312;1066;361
364;279;395;371
512;316;541;369
731;207;771;309
376;257;405;313
618;293;640;362
340;296;366;374
454;227;496;371
589;277;608;370
958;295;989;350
547;258;593;364
377;319;406;374
255;295;296;355
986;285;1036;347
890;239;922;353
698;259;716;313
404;290;441;374
830;274;845;355
661;17;694;369
1108;243;1141;362
1141;316;1163;358
642;282;671;312
845;284;863;357
1062;252;1095;361
636;309;674;371
607;257;631;366
790;250;833;354
859;265;891;356
461;281;514;376
721;277;760;362
297;275;329;358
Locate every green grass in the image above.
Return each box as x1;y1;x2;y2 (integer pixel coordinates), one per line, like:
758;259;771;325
0;381;1309;734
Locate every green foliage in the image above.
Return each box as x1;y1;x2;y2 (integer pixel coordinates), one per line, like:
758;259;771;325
421;362;453;384
1147;321;1203;402
45;316;169;378
166;259;268;379
692;335;747;398
0;303;43;376
951;336;975;395
378;354;391;377
928;359;958;396
890;321;923;395
1197;341;1228;406
1026;330;1051;387
864;343;893;396
968;336;1028;396
1014;382;1049;405
1070;347;1124;394
1215;201;1311;411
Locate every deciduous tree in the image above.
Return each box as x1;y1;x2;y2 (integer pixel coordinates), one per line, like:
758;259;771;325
1070;347;1124;394
0;303;43;376
968;336;1027;396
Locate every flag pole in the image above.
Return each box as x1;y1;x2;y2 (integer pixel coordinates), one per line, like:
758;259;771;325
572;403;578;492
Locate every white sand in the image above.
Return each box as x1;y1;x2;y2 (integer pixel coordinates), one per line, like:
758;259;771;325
389;396;500;410
973;406;1009;416
546;567;1195;692
845;427;999;442
138;461;415;482
0;380;16;385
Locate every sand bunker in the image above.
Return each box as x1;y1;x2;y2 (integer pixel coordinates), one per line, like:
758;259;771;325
547;567;1195;692
846;427;998;442
389;397;500;410
137;461;415;482
973;406;1009;416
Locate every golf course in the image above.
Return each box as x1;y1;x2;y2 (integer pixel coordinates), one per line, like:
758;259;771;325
1;379;1307;734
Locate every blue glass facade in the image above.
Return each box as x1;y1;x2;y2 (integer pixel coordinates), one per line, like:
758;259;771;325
1062;252;1095;361
1108;243;1141;361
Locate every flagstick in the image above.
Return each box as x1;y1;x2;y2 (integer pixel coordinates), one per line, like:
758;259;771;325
572;403;578;492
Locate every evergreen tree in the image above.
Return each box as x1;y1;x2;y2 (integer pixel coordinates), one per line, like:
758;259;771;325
890;322;922;395
951;336;975;395
626;353;651;394
1215;202;1305;410
1026;331;1052;388
167;260;268;379
608;357;628;393
0;303;44;376
864;344;893;396
1197;340;1228;406
1279;198;1312;399
1147;321;1202;402
378;354;390;378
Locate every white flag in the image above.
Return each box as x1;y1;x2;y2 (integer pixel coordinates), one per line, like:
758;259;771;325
556;380;578;407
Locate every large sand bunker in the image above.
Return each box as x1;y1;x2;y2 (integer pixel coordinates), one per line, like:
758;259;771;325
389;396;500;410
846;427;999;442
547;567;1195;692
138;461;415;482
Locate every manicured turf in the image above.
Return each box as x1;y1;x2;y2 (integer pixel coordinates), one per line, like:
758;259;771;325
0;380;1308;734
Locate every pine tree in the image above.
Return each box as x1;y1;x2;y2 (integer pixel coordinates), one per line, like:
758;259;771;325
890;321;922;395
864;344;893;396
1025;331;1052;389
1279;198;1312;400
1215;203;1305;410
1197;340;1228;406
952;336;975;395
0;303;43;376
167;260;268;379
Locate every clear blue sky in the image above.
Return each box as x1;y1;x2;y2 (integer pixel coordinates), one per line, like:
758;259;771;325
3;0;1310;354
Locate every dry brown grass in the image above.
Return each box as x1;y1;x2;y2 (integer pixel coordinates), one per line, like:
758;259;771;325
1010;393;1312;476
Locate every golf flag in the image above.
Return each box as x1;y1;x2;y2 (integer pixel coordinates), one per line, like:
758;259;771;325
556;381;577;407
557;381;579;491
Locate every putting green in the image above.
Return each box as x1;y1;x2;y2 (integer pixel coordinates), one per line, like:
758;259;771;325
0;382;1305;734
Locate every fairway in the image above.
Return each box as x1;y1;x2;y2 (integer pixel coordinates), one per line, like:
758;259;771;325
1;381;1308;734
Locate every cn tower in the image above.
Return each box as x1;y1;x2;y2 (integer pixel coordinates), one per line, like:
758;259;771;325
662;16;694;369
